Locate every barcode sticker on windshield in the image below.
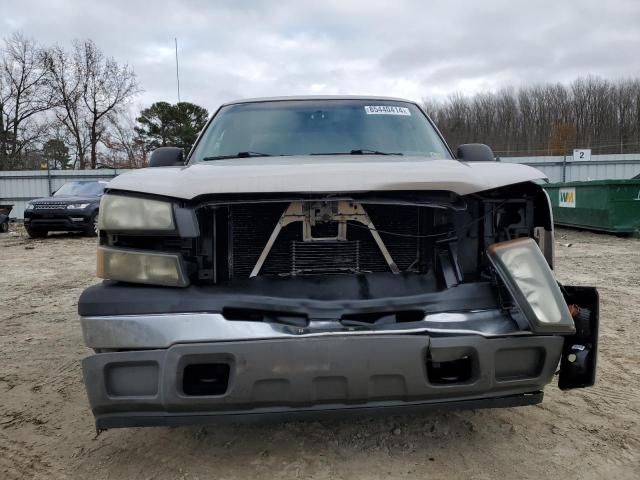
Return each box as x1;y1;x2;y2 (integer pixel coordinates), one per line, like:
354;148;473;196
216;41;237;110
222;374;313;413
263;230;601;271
364;105;411;115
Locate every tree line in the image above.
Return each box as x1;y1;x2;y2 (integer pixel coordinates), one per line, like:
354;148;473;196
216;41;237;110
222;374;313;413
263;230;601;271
0;32;208;170
424;77;640;157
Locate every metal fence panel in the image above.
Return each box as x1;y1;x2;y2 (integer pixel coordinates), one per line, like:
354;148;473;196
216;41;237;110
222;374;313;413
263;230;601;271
502;153;640;183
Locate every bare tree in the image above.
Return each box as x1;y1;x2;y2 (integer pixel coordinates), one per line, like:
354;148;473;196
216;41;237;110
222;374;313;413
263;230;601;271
77;40;139;168
43;40;139;169
0;32;53;169
42;45;90;168
101;110;149;168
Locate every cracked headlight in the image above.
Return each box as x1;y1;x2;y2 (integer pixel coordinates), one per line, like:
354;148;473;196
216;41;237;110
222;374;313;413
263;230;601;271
487;238;575;334
99;194;175;231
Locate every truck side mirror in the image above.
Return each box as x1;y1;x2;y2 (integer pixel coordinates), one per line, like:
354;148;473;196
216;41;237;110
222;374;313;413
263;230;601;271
149;147;185;167
456;144;496;162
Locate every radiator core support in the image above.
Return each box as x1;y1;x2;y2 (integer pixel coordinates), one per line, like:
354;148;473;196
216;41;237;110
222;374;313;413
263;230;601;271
249;201;400;277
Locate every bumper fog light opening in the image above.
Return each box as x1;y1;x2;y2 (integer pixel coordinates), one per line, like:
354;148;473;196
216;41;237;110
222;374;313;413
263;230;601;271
182;363;230;396
427;354;473;385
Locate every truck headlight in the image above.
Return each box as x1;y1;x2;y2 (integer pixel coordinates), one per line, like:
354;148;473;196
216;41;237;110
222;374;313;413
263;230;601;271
99;194;175;231
66;203;90;210
487;238;575;334
97;246;188;287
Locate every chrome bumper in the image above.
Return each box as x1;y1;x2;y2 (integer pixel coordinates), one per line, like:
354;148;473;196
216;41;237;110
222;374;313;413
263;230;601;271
81;309;528;350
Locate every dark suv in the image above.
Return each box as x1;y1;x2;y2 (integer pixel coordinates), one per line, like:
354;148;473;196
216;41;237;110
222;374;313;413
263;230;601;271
24;180;106;238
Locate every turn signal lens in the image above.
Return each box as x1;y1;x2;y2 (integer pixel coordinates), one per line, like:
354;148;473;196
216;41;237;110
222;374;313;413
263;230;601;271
97;246;188;287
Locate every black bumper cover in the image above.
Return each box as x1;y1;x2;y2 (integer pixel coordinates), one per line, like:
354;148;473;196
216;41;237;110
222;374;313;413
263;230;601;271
83;334;563;430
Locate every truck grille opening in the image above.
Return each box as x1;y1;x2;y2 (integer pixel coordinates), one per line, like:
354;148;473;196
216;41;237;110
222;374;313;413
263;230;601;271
227;203;421;278
183;363;230;396
427;355;473;385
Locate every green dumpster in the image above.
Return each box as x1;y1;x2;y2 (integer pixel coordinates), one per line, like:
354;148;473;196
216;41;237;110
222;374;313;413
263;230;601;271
543;180;640;233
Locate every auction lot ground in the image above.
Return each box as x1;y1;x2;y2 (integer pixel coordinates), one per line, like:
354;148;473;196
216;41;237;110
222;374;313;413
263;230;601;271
0;226;638;479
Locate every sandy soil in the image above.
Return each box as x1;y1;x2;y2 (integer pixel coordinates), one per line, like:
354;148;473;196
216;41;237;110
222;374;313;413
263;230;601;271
0;225;638;480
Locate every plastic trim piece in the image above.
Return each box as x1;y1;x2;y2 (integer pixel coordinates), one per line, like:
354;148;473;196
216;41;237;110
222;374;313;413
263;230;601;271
94;392;544;430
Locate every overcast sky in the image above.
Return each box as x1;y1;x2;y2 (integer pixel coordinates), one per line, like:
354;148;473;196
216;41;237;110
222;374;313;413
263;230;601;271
3;0;640;112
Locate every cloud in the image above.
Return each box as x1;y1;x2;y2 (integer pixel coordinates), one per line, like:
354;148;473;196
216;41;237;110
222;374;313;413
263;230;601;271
2;0;639;112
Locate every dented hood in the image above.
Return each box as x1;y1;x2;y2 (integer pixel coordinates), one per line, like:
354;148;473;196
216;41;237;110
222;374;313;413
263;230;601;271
106;155;546;199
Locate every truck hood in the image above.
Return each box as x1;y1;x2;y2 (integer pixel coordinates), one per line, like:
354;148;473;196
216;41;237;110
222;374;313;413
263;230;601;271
107;155;546;199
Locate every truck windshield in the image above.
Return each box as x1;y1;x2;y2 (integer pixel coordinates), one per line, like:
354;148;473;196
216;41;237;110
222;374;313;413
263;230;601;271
54;181;105;197
189;99;452;162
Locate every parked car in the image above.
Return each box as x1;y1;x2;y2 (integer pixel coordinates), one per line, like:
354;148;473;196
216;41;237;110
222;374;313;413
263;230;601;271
79;96;599;431
24;180;106;238
0;204;13;233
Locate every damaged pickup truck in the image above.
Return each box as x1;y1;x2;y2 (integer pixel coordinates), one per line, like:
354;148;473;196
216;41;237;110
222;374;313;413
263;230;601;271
79;96;599;430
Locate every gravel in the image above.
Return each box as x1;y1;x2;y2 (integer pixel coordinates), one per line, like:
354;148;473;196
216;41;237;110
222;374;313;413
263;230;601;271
0;225;638;480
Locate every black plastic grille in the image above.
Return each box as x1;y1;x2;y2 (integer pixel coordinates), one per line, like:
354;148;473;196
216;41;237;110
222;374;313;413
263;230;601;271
34;203;67;210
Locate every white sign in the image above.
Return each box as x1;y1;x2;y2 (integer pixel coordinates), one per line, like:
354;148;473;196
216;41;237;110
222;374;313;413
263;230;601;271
559;187;576;208
573;149;591;162
364;105;411;115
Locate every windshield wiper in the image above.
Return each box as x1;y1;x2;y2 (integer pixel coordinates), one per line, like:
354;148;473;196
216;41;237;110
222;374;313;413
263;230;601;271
311;149;403;156
351;149;403;155
202;151;273;161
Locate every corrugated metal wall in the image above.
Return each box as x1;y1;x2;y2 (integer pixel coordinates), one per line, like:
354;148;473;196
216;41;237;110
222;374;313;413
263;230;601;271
0;169;130;219
501;153;640;183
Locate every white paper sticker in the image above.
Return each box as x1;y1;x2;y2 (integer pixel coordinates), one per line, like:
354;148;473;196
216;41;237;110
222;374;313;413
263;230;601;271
364;105;411;116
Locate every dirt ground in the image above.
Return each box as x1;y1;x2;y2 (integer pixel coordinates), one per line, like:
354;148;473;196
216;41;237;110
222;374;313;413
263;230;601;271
0;225;638;480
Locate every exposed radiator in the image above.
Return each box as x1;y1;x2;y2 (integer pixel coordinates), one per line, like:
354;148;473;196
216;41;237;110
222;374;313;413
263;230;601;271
292;240;360;275
228;203;421;278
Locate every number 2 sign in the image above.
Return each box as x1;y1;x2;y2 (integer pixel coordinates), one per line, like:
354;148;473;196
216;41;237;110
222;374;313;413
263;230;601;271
573;149;591;162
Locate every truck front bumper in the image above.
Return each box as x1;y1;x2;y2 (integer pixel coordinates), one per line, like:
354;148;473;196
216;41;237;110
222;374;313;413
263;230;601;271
83;332;563;430
79;281;598;430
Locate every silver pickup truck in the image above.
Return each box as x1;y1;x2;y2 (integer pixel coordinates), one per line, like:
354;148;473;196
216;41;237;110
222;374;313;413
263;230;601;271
79;96;598;430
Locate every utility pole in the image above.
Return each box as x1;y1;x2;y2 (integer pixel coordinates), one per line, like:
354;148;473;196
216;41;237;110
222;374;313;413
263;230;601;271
175;37;181;103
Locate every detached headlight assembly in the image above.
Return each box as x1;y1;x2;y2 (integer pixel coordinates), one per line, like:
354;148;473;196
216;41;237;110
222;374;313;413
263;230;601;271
487;238;575;334
97;246;188;287
99;194;175;231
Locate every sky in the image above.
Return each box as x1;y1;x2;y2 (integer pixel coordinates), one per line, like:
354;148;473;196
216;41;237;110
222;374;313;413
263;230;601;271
2;0;640;113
